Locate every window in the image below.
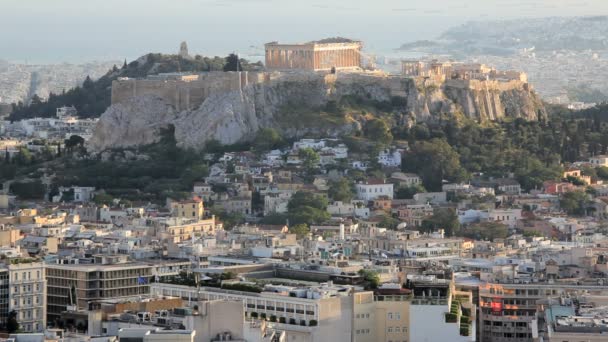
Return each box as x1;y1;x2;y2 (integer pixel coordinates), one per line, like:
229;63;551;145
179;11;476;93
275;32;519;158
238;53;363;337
388;313;393;320
388;327;393;333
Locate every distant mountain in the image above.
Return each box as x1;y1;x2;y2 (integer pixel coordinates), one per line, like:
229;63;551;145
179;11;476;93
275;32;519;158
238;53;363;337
398;16;608;55
9;53;263;121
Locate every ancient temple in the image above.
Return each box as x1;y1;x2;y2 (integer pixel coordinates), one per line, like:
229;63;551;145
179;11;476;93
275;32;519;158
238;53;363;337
265;38;362;71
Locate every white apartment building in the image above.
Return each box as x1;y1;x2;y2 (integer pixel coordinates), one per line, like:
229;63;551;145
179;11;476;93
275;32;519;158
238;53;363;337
356;180;393;201
6;261;47;332
152;283;354;342
488;209;522;228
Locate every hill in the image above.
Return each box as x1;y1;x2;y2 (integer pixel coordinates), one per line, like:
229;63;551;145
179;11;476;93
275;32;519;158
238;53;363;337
89;71;546;151
8;53;263;121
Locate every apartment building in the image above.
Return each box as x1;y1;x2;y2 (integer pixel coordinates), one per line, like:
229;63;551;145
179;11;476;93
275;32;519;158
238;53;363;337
152;282;355;342
356;179;394;201
152;276;476;342
46;256;153;323
478;282;608;342
172;199;205;220
4;261;47;332
154;217;217;243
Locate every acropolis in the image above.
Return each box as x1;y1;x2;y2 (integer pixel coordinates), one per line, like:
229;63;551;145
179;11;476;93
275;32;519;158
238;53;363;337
265;37;363;71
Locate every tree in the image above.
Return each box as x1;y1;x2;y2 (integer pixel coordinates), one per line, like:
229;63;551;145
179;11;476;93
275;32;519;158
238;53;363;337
358;269;380;289
328;178;354;202
421;208;460;236
560;191;590;216
93;193;114;206
7;310;18;333
181;163;209;187
288;191;328;211
364;119;393;146
14;147;33;165
223;53;242;72
64;135;85;153
253;128;283;153
217;211;245;230
289;224;310;238
597;166;608;180
403;138;468;191
10;181;46;199
395;184;426;199
299;148;320;174
287;191;330;226
463;222;509;241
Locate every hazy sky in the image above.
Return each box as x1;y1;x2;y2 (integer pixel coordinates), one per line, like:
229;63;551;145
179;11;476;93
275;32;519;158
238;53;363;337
2;0;608;63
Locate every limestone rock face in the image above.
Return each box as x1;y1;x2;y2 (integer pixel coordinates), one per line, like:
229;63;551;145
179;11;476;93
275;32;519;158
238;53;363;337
89;72;546;151
88;95;178;150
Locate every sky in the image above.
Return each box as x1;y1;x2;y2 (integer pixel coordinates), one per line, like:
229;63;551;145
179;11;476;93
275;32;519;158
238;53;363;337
1;0;608;63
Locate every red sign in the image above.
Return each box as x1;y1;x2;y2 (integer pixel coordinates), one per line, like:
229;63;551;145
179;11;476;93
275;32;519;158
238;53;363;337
491;301;503;312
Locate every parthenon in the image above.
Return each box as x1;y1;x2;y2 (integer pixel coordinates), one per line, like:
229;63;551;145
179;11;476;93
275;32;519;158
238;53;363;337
265;37;362;71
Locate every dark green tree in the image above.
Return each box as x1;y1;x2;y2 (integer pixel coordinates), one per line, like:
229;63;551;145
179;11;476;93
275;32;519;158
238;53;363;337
299;148;320;175
7;310;18;333
421;208;460;236
253;128;283;153
364;119;393;146
560;191;591;216
223;53;242;72
328;178;354;202
403;138;467;191
289;224;310;238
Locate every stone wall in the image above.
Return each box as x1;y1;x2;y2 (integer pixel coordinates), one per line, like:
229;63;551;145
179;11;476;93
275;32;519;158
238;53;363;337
111;71;274;112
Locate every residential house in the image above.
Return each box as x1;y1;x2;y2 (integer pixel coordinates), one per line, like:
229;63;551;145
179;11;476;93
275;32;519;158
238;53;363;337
589;155;608;167
378;149;402;167
356;179;394;201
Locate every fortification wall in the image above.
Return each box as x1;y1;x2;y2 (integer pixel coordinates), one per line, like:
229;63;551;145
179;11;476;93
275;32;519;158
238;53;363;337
444;78;527;92
111;71;275;111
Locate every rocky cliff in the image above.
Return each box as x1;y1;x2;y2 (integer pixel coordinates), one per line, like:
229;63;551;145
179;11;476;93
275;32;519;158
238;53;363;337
89;71;546;151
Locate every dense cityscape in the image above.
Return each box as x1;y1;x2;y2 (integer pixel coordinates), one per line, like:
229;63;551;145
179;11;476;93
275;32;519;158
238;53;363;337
1;4;608;342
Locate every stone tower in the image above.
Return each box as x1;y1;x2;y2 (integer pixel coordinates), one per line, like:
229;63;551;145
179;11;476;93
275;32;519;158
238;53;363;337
179;41;191;59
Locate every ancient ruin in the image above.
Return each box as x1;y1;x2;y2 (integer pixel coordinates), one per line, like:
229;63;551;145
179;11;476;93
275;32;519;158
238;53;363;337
264;38;363;71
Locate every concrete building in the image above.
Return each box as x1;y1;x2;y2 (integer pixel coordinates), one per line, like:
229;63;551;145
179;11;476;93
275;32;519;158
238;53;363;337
538;297;608;342
0;226;21;247
5;261;47;332
46;257;153;323
152;282;356;342
356;179;394;202
265;38;362;71
172;199;204;220
478;282;608;342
